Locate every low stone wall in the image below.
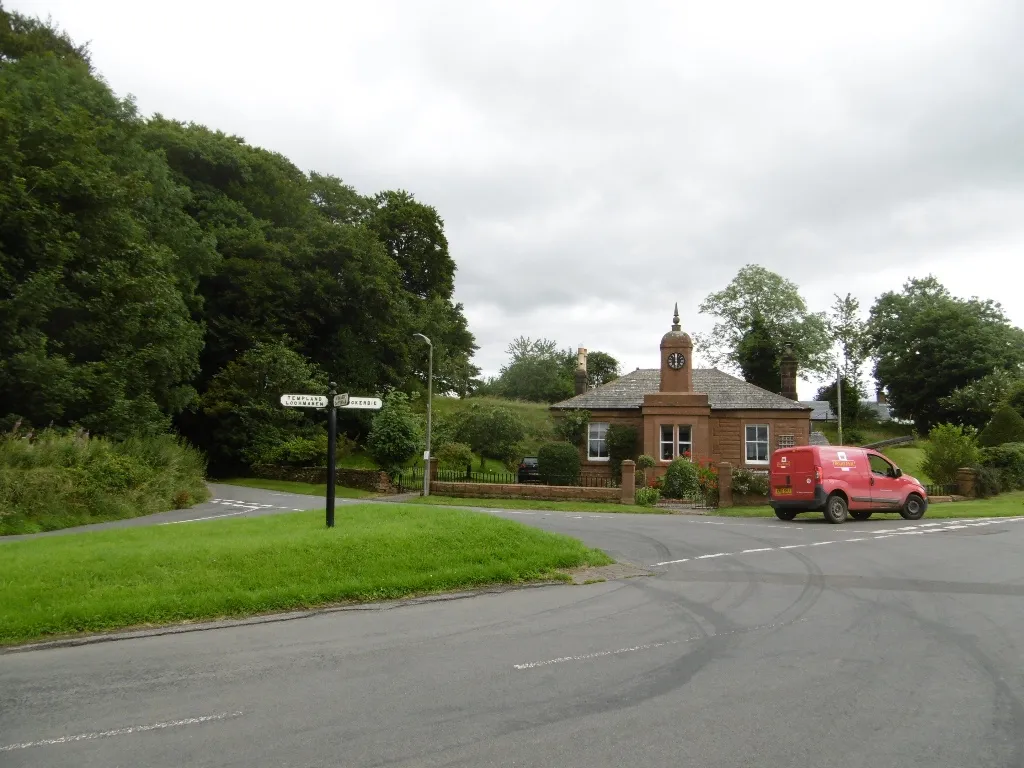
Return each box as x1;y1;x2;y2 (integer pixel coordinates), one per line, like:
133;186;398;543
734;493;770;507
251;464;397;494
430;481;621;503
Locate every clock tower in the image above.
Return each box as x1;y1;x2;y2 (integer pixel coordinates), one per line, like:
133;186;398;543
660;303;693;393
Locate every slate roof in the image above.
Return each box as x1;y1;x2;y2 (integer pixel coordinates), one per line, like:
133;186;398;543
552;369;812;411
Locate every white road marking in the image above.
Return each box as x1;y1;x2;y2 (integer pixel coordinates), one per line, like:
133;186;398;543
513;620;804;670
645;516;1024;567
161;511;246;525
0;711;243;752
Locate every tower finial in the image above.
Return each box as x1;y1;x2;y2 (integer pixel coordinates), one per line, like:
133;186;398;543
671;302;681;332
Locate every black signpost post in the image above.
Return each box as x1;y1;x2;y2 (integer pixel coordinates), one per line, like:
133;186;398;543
280;386;378;530
327;382;338;528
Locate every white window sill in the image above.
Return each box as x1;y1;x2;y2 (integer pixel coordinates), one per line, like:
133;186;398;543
587;457;610;462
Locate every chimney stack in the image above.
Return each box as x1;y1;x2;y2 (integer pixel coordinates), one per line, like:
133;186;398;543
780;345;798;401
574;347;588;395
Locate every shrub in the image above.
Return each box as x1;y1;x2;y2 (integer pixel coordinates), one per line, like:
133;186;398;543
635;487;661;506
843;428;866;445
537;441;580;486
554;410;590;447
606;424;639;481
435;441;474;470
695;460;719;498
973;466;1004;498
922;424;981;485
662;457;699;499
367;392;421;473
979;442;1024;491
979;405;1024;447
0;429;209;534
455;403;526;469
732;468;769;496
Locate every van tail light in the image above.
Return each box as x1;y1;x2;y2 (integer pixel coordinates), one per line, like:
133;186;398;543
814;465;822;482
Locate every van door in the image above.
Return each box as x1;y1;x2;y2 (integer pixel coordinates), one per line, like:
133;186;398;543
867;452;903;510
821;448;873;510
770;448;814;503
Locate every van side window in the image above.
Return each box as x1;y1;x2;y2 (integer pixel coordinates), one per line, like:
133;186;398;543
868;454;895;477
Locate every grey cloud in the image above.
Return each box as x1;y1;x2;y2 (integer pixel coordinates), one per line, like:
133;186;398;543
12;0;1024;396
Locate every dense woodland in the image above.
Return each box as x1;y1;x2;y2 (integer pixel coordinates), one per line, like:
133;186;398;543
3;7;1024;483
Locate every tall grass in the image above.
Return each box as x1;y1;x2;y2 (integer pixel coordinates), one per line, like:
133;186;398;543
0;429;210;535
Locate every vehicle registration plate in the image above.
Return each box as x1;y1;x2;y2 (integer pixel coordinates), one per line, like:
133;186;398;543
775;487;793;495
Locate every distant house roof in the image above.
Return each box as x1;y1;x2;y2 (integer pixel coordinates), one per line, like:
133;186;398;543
800;400;893;422
801;400;836;421
552;369;811;411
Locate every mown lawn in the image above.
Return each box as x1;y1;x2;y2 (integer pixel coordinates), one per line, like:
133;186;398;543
713;491;1024;519
220;477;376;499
0;505;611;646
882;444;931;483
409;495;670;514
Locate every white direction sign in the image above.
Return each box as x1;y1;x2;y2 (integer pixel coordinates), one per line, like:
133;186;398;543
280;394;328;408
339;397;382;410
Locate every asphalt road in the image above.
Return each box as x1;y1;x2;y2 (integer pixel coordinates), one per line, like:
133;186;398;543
3;486;1024;767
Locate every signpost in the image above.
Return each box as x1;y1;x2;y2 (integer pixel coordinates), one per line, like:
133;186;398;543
281;383;381;528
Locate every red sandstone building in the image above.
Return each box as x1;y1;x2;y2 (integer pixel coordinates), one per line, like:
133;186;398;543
551;307;812;475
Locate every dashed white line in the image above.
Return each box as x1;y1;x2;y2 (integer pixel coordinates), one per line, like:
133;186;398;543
645;516;1024;567
0;711;244;752
161;511;247;525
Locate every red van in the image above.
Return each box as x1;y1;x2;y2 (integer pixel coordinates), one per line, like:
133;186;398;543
769;445;928;524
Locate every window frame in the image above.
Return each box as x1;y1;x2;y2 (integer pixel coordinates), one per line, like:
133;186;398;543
587;422;610;462
659;424;674;461
677;425;693;459
744;424;770;465
777;434;796;448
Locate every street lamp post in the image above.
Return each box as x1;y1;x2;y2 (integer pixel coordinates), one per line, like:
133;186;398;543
414;333;433;497
836;347;844;446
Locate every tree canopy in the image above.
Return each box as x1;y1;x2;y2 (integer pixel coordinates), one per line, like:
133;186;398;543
483;337;620;403
0;8;478;465
697;265;833;385
868;277;1024;431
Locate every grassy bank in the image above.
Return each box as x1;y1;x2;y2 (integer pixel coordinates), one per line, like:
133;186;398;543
0;504;611;646
712;491;1024;519
410;495;670;514
220;478;376;498
1;431;209;535
881;444;931;483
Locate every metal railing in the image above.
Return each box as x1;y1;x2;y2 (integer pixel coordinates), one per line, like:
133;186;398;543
433;469;619;488
924;483;957;497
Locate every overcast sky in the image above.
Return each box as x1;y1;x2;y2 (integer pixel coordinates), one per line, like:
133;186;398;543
14;0;1024;399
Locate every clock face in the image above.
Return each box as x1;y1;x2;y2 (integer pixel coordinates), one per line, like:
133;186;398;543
667;352;686;370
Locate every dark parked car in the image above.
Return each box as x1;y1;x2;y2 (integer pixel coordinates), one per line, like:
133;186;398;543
518;457;540;484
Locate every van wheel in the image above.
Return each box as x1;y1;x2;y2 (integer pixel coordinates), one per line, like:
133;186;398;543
850;511;872;521
824;494;848;524
774;509;797;521
900;494;926;520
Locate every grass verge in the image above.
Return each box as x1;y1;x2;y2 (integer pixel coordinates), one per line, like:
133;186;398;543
0;504;611;646
711;491;1024;519
219;478;376;499
408;495;671;514
882;444;931;483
